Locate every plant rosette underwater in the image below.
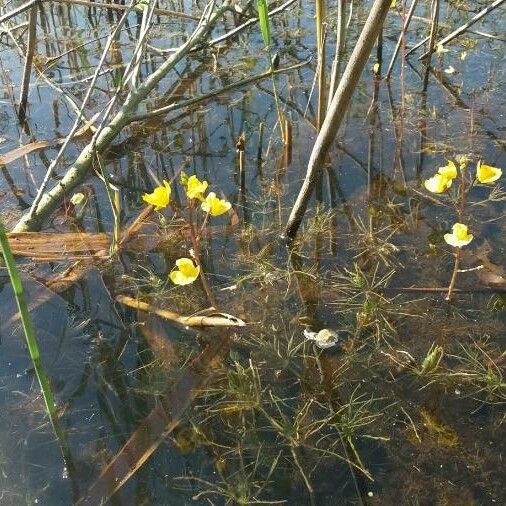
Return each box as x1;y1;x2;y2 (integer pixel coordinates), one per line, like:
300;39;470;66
142;174;232;287
423;158;502;298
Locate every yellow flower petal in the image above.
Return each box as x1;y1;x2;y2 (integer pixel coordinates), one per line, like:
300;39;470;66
142;180;171;210
444;223;473;248
476;161;502;184
169;258;200;285
424;173;452;193
185;175;208;201
201;192;231;217
438;160;457;180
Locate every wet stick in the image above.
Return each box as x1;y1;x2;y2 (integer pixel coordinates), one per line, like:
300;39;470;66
315;0;326;131
328;0;346;108
386;0;419;78
18;2;37;123
285;0;392;239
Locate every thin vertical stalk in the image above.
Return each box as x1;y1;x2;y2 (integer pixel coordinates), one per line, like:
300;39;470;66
376;28;383;75
285;0;392;239
446;167;467;301
257;0;286;144
422;0;440;92
328;0;345;109
96;155;120;255
188;204;217;307
18;3;37;122
315;0;325;131
385;0;418;78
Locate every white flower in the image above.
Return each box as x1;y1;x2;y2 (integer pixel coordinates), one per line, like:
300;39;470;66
303;328;339;349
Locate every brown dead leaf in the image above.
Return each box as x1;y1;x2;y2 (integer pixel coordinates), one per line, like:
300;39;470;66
0;140;59;165
7;232;110;260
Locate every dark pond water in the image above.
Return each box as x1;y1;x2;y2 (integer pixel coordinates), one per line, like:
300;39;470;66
0;0;505;504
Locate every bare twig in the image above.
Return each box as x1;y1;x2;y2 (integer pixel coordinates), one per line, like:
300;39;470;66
419;0;505;60
130;60;309;122
385;0;418;79
28;2;134;217
284;0;392;239
17;2;37;122
13;1;230;232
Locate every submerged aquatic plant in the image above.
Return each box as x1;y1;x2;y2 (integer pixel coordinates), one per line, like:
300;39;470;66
418;343;444;376
141;174;231;299
449;337;506;405
329;263;410;340
422;157;502;299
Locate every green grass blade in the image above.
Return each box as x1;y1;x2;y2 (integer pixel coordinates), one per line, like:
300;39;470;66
0;217;58;420
257;0;271;47
0;217;78;481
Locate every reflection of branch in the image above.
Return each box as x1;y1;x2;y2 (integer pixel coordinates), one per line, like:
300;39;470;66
419;0;506;59
0;0;198;24
77;330;233;505
131;61;309;123
428;67;506;152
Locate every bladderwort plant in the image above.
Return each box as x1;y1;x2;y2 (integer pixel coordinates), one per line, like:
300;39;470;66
141;173;231;306
422;158;502;300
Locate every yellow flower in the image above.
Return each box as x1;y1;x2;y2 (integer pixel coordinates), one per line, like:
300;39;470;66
201;192;231;217
476;161;502;184
169;258;200;285
142;180;171;210
185;175;208;201
444;223;473;248
424;173;452;193
438;160;457;180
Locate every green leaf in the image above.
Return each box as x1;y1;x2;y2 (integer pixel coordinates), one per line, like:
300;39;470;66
257;0;271;48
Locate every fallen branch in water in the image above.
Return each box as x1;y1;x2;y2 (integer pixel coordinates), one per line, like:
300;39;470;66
76;329;233;505
116;294;246;327
12;1;230;232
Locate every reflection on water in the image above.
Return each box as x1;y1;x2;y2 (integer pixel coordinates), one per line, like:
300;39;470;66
0;0;505;504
